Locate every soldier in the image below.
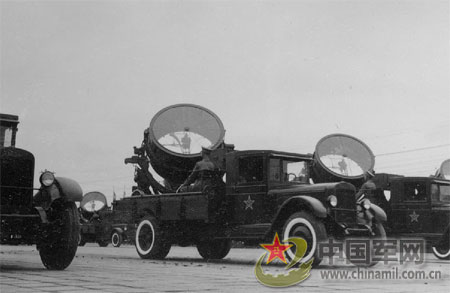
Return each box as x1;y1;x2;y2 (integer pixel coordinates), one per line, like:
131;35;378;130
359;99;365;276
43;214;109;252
177;146;221;192
356;170;377;203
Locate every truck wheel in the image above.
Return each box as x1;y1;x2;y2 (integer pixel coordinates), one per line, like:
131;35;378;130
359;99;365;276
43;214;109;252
432;230;450;260
282;211;326;267
111;231;123;247
197;239;231;260
432;246;450;260
39;201;79;270
135;216;171;259
97;240;109;247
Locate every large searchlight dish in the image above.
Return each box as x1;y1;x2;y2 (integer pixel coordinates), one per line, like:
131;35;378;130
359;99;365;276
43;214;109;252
436;159;450;180
313;133;375;184
149;104;225;157
146;104;226;186
80;191;107;212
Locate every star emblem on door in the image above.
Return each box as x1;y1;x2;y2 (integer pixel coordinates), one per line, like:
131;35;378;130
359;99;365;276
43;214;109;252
244;195;255;210
409;211;419;223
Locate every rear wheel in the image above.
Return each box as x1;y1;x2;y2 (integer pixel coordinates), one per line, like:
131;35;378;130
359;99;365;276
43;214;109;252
197;239;231;260
282;211;327;268
39;201;79;270
111;231;123;247
135;216;171;259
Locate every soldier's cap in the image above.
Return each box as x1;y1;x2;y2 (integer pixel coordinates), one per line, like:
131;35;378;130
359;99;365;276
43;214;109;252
201;146;213;154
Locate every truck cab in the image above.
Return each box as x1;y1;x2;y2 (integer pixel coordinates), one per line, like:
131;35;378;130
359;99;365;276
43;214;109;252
387;176;450;259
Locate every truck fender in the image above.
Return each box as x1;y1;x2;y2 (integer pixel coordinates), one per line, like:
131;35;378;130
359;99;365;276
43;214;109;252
112;227;124;234
276;196;327;219
55;177;83;202
370;203;387;222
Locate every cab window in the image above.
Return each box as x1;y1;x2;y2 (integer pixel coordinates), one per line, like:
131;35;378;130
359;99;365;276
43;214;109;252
431;183;450;202
404;182;427;202
269;158;308;183
0;125;14;147
238;156;263;183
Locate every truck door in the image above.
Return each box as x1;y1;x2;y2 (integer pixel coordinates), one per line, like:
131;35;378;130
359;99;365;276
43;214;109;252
430;181;450;235
231;155;273;224
391;180;431;235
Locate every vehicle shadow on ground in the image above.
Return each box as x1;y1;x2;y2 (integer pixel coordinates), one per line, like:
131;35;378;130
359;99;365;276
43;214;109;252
0;264;45;271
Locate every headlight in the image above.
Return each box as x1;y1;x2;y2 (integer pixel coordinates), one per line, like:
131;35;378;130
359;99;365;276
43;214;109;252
40;171;55;187
362;198;371;210
327;195;338;207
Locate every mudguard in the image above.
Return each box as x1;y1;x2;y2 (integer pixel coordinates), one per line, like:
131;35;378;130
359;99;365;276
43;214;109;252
370;203;387;222
113;227;124;234
276;195;327;219
55;177;83;202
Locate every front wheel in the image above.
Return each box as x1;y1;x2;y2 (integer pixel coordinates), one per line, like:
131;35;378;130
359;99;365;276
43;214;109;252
282;211;327;268
135;216;171;259
432;230;450;260
111;231;123;247
39;201;80;270
197;239;231;260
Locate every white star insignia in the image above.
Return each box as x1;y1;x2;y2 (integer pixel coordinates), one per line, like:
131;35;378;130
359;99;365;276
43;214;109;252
409;211;419;223
244;195;255;210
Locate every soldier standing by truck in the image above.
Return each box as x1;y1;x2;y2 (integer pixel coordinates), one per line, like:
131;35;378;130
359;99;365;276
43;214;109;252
356;170;377;203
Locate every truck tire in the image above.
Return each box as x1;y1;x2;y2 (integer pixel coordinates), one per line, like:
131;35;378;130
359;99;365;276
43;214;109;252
282;211;326;267
111;231;123;247
197;239;231;260
432;230;450;260
97;240;109;247
135;216;171;259
39;201;79;270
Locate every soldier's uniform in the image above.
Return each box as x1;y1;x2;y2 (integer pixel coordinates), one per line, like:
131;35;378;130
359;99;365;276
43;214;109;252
179;147;223;192
356;171;377;203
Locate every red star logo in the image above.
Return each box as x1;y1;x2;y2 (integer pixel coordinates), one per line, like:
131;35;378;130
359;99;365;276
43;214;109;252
260;233;293;264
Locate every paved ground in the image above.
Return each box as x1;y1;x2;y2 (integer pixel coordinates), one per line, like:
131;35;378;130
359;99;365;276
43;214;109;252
1;244;449;292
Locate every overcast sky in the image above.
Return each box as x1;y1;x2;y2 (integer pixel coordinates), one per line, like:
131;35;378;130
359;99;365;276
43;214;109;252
1;0;449;203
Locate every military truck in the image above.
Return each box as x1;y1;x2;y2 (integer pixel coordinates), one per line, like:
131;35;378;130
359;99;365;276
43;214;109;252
115;104;386;267
0;113;82;270
79;191;135;247
374;161;450;260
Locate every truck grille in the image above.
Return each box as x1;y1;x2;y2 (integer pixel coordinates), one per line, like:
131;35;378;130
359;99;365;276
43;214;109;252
0;147;35;212
333;185;357;224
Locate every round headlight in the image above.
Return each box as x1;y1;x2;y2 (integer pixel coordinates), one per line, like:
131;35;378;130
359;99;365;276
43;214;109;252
362;198;371;210
328;195;338;207
40;171;55;187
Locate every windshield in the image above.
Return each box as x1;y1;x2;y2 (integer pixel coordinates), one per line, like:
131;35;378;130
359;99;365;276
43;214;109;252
269;158;309;183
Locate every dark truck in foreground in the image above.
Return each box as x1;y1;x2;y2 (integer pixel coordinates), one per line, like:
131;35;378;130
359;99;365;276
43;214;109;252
115;104;386;266
0;113;82;270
